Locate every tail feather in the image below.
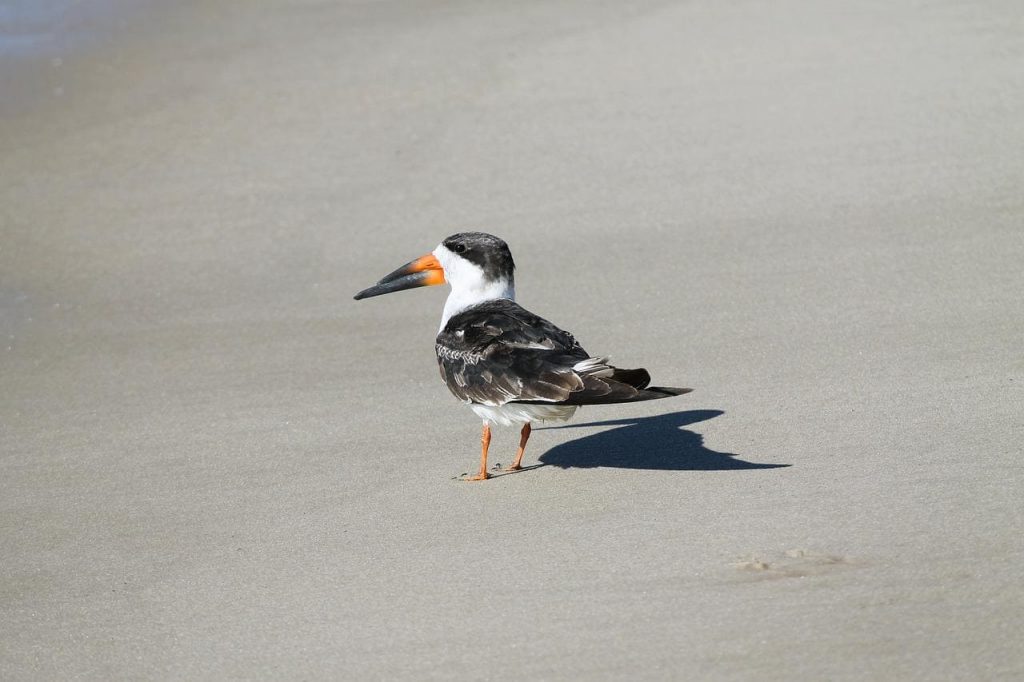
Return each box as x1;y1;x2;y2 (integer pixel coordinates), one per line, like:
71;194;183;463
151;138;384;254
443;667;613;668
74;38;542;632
610;367;651;389
573;384;692;404
515;360;692;406
639;386;693;399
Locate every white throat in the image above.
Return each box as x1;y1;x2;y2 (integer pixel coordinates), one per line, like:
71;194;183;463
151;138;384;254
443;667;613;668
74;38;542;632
434;245;515;331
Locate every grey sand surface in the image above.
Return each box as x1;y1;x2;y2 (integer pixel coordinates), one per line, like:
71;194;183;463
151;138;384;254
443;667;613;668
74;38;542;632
2;0;1022;679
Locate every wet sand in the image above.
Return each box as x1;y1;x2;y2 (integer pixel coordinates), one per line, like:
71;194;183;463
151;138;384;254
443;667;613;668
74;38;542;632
2;0;1022;678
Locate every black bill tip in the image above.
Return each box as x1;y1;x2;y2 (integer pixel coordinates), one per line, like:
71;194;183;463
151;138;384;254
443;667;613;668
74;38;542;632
354;270;436;301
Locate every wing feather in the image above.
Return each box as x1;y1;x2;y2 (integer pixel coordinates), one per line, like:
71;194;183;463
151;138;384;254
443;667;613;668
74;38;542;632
436;299;688;407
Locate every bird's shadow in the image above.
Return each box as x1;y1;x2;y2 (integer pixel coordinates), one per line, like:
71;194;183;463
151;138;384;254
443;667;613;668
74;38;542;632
534;410;789;471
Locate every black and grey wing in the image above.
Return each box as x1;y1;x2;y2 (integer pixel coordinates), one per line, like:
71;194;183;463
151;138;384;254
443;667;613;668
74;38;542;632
525;356;693;405
436;299;691;406
436;300;589;405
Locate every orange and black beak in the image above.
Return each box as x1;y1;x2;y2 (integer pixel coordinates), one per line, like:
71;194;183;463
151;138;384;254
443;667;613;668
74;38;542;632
353;253;446;300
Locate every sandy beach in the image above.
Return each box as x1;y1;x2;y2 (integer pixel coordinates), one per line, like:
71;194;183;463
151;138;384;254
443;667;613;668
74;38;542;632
2;0;1022;678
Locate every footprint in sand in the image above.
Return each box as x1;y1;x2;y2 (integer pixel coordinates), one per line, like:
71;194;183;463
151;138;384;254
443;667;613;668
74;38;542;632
732;549;862;581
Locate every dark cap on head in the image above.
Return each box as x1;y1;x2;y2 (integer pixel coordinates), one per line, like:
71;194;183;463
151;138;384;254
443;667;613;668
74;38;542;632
442;232;515;283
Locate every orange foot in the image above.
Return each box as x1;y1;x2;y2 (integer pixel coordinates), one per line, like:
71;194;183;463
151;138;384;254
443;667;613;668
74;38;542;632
501;464;522;472
463;472;491;481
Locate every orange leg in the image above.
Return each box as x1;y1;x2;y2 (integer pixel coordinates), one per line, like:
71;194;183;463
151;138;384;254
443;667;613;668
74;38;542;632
466;422;491;481
504;422;532;471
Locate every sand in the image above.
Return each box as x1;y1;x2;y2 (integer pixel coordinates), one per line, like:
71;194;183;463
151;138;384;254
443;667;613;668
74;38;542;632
1;0;1022;678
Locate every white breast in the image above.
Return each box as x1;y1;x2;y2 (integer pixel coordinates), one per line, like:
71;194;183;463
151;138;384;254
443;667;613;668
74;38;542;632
433;244;515;331
470;402;578;427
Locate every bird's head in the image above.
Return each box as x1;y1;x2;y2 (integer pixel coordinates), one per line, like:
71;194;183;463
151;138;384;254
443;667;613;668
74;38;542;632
354;232;515;301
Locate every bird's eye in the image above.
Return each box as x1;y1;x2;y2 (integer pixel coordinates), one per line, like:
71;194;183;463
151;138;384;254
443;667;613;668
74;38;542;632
451;243;466;253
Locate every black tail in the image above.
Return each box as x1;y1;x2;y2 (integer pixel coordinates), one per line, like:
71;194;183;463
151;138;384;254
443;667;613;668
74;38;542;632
517;384;692;406
514;363;693;406
606;367;692;402
590;385;693;404
638;386;693;400
610;367;651;389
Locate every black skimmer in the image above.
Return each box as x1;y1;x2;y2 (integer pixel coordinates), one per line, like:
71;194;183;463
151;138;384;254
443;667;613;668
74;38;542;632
354;232;691;481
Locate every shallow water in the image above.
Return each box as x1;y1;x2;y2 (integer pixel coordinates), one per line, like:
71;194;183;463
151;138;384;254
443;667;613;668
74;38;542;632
0;0;169;116
0;0;143;58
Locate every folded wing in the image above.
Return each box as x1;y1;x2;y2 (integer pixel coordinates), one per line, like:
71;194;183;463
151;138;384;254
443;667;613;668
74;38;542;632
436;300;690;407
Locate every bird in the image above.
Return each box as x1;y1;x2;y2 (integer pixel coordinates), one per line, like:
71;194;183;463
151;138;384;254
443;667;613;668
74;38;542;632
354;232;691;481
